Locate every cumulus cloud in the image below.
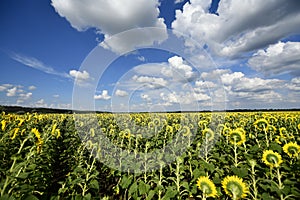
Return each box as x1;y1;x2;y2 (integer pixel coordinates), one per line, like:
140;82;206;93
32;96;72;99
19;92;32;100
165;56;196;81
195;80;217;89
141;94;151;101
0;84;12;92
286;77;300;91
115;89;128;97
51;0;167;54
69;70;91;86
35;99;47;107
132;75;168;89
6;87;17;97
160;90;210;105
94;90;111;100
248;41;300;76
172;0;300;57
28;85;36;90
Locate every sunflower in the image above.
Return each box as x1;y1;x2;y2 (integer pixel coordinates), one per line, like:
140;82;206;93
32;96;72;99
262;150;283;168
298;123;300;131
11;128;20;140
267;116;277;124
228;128;246;146
222;175;248;199
181;126;191;136
31;128;43;153
266;125;276;134
196;176;217;198
166;125;173;134
275;135;285;144
279;127;287;138
1;120;6;131
202;128;214;141
175;123;182;131
222;126;231;136
254;119;268;131
123;128;131;138
216;124;225;134
283;142;300;158
198;120;208;129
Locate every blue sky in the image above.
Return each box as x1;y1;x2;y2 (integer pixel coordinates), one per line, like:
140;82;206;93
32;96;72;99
1;0;300;111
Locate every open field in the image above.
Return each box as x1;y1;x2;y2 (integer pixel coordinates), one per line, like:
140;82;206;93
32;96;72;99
0;111;300;199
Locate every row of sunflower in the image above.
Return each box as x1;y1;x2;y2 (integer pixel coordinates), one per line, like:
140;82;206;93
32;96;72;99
0;111;300;199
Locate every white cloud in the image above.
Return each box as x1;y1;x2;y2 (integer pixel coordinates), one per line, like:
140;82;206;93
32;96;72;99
53;94;60;98
141;94;151;101
28;85;36;90
69;70;91;86
195;80;216;89
172;0;300;57
166;56;196;81
115;89;128;97
94;90;111;100
35;99;47;107
137;56;146;62
200;69;231;81
19;92;32;100
11;53;69;78
6;87;17;97
132;75;168;89
286;77;300;91
175;0;185;4
160;90;210;105
248;41;300;76
51;0;167;54
220;72;244;85
0;84;12;92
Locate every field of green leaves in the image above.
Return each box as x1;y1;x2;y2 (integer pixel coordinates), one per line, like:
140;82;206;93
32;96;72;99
0;111;300;199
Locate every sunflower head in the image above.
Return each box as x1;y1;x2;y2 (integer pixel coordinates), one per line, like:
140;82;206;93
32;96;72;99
229;128;246;146
202;128;214;141
262;150;283;168
216;124;225;134
181;126;191;136
222;175;248;199
166;125;173;134
1;120;6;131
267;116;277;124
279;127;287;138
222;127;231;136
254;119;268;131
283;142;300;158
196;176;217;198
266;125;276;134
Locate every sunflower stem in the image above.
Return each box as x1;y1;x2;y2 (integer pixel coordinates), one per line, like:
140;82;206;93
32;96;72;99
234;140;238;167
263;125;269;147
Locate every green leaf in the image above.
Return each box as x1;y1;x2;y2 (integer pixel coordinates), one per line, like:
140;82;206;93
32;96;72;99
129;182;138;195
17;172;30;179
146;190;156;200
261;193;274;200
0;194;16;200
269;142;282;153
89;179;99;190
83;193;91;200
231;166;248;178
120;175;133;189
162;186;178;200
24;195;39;200
138;181;150;195
182;181;189;190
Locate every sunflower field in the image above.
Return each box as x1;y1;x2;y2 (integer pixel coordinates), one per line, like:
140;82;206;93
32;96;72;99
0;111;300;199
